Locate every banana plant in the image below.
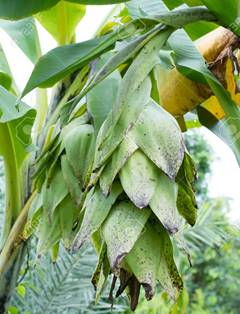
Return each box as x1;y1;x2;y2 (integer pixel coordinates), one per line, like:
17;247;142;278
0;0;239;312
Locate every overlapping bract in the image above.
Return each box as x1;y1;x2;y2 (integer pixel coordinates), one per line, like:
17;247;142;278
71;98;196;310
27;31;198;310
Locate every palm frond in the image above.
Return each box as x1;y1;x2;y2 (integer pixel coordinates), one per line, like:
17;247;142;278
184;199;230;251
11;243;128;314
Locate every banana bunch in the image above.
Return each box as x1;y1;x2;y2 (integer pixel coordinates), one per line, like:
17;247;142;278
26;29;197;310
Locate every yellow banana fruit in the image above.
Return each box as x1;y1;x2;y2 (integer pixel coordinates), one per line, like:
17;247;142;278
157;27;240;118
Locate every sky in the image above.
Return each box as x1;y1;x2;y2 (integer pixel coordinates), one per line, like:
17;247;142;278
0;5;239;223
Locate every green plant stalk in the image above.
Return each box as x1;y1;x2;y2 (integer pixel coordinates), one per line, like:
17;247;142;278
57;1;68;46
0;191;36;274
0;124;23;250
0;123;26;312
0;191;36;313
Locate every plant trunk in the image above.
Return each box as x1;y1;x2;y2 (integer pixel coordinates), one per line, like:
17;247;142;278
0;244;26;314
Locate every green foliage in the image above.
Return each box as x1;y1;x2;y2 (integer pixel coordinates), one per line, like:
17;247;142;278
184;130;213;199
0;18;41;63
22;21;139;96
0;86;36;166
0;0;59;20
10;244;128;314
189;222;240;314
201;0;239;34
36;2;86;45
0;0;129;20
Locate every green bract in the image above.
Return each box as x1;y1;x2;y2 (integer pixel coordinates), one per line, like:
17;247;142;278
31;31;198;309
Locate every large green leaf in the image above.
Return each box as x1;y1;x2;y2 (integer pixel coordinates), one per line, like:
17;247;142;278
163;0;202;8
201;0;239;35
0;0;59;20
0;85;36;245
22;21;138;96
0;0;130;20
0;18;41;63
128;0;217;39
163;0;183;9
154;7;215;28
164;0;239;35
127;0;168;18
127;0;215;28
177;0;239;35
164;0;218;40
36;1;86;45
184;0;203;5
0;86;36;166
69;0;129;3
184;20;218;40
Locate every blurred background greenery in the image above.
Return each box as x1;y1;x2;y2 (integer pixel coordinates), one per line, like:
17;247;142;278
0;130;239;314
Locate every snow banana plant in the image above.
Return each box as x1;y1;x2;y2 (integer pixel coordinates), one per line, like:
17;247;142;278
0;0;239;312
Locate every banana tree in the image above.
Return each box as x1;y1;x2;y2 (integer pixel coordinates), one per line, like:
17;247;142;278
0;0;239;312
